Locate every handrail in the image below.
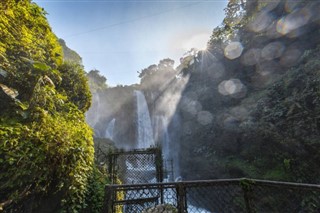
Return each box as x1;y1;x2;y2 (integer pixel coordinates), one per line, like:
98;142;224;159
104;178;320;213
107;178;320;190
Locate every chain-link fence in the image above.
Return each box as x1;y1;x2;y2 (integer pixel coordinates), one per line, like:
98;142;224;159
106;148;163;184
103;178;320;213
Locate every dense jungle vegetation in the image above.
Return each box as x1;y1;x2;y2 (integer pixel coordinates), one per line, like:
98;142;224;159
1;0;320;212
0;0;108;212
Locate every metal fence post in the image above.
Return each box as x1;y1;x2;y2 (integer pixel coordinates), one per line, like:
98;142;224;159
155;147;164;183
177;183;187;213
155;147;164;204
240;179;254;213
102;185;114;213
107;154;113;183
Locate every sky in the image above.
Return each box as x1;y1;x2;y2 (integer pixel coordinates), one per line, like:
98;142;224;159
33;0;228;86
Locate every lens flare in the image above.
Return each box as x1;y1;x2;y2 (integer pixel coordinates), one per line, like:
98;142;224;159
248;11;273;33
182;33;210;51
197;111;213;126
265;22;282;38
224;42;243;60
181;97;202;116
218;79;247;98
276;8;311;35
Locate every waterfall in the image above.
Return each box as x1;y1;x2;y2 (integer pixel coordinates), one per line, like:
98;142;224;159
105;118;116;140
134;90;155;149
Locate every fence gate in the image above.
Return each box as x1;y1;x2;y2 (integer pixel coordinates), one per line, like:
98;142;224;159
107;148;163;184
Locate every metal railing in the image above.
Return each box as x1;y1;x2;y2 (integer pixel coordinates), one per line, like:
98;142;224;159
103;178;320;213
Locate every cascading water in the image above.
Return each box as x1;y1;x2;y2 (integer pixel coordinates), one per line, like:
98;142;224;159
134;90;155;149
122;90;156;186
105;118;116;140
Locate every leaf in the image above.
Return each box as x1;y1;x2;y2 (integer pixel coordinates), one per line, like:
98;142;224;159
0;83;19;99
20;56;34;64
15;100;29;110
0;51;9;62
33;62;50;72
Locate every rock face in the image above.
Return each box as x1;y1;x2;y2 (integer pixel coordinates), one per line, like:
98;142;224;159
170;43;320;183
86;85;137;149
179;53;320;182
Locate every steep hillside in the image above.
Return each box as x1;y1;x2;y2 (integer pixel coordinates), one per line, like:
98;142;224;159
174;0;320;183
178;46;320;183
0;1;94;212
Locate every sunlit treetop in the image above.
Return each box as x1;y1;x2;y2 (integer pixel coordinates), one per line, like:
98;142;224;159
0;0;63;72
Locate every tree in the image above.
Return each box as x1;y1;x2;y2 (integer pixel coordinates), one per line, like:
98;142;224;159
57;62;92;112
87;69;108;92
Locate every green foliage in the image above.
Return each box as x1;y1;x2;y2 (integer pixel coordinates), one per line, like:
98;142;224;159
57;62;92;112
0;111;94;212
0;0;63;104
0;0;62;71
138;64;157;79
0;1;95;212
230;46;320;183
138;58;176;93
82;166;110;213
208;0;247;46
87;69;108;92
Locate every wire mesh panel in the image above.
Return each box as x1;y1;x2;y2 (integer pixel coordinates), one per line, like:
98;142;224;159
185;182;246;213
106;183;178;213
118;153;156;184
107;148;163;184
104;179;320;213
248;180;320;212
